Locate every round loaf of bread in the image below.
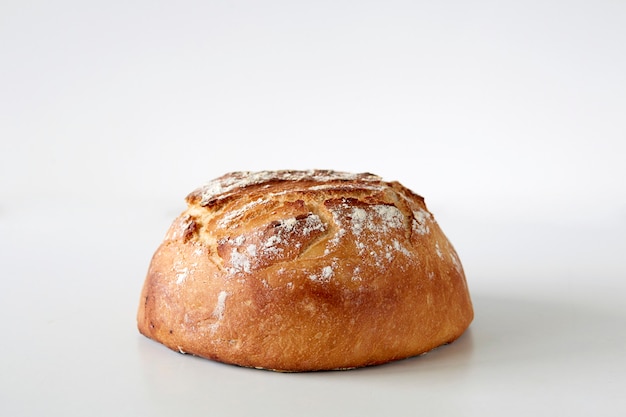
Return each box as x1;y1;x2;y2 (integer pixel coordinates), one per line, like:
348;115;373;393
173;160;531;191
137;170;473;371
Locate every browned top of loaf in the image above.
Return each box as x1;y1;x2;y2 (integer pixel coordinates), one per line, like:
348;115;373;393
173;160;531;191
175;170;439;284
186;170;398;206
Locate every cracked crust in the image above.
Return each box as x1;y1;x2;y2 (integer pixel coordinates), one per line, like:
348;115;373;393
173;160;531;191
137;170;473;371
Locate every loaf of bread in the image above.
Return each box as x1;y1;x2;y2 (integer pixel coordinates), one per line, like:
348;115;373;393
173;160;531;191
137;170;473;371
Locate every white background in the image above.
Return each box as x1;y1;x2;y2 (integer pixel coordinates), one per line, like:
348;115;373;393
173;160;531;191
1;1;625;416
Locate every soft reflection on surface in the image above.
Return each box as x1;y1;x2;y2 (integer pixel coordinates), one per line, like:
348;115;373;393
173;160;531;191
469;293;625;365
136;291;626;416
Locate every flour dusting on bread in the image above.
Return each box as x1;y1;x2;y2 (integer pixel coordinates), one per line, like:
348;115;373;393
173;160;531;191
138;170;473;372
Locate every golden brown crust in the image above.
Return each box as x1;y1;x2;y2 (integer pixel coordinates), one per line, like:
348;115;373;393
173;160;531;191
137;170;473;371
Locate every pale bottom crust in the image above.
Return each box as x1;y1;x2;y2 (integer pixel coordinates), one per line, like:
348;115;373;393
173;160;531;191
140;330;468;373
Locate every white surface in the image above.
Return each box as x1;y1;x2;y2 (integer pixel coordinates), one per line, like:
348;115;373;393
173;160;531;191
1;1;626;416
1;201;625;416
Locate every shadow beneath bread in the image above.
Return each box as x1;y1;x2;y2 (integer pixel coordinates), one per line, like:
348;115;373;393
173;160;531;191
137;289;626;386
337;290;626;379
135;289;626;416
